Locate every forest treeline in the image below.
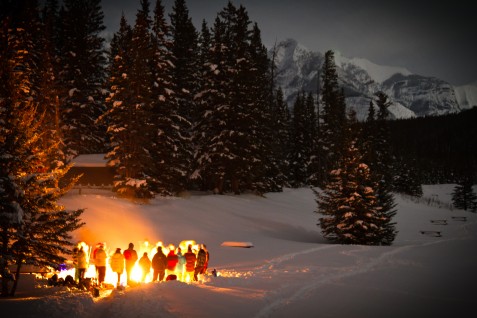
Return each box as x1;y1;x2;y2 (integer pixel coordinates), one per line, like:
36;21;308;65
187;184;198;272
1;0;475;201
387;107;477;184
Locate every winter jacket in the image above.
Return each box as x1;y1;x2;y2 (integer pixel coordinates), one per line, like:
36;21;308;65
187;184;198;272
177;252;186;271
184;252;196;272
166;251;179;271
152;250;167;271
139;255;151;272
110;252;125;274
196;249;207;267
77;249;88;269
123;248;138;268
94;247;107;267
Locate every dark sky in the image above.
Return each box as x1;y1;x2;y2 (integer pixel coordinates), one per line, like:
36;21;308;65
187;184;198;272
101;0;477;86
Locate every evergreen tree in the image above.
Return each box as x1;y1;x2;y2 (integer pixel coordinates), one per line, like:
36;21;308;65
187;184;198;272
197;19;211;91
0;6;83;296
102;13;152;198
150;0;191;195
103;0;157;198
452;176;477;212
270;87;291;187
245;22;278;193
392;156;423;197
317;50;347;185
289;91;317;187
224;3;254;194
314;139;396;245
57;0;107;159
305;92;320;186
289;92;309;186
369;92;397;243
193;15;230;193
194;2;274;194
169;0;199;122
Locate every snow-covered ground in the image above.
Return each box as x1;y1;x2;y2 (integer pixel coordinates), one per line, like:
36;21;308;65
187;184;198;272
2;185;476;318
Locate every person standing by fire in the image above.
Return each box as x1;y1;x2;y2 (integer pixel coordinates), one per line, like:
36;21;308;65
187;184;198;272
194;245;207;281
152;246;167;281
176;247;186;282
76;246;88;282
93;243;107;286
166;245;179;279
138;252;151;283
184;245;196;282
123;243;138;285
202;244;210;275
110;248;125;287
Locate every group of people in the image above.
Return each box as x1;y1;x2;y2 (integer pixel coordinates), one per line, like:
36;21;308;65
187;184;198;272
149;244;209;283
72;241;210;288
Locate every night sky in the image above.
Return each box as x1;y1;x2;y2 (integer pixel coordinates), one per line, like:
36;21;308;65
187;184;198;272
100;0;477;86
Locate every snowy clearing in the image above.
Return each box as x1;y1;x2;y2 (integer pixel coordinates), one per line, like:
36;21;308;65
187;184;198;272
1;185;476;318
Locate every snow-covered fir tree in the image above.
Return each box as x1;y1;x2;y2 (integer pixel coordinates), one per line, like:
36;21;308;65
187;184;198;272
314;137;397;245
392;156;423;197
269;88;291;188
149;0;192;195
169;0;199;123
244;22;280;193
193;2;275;194
103;13;153;198
57;0;107;159
361;92;398;243
452;176;477;212
0;9;83;296
290;92;310;186
316;50;347;186
289;91;317;187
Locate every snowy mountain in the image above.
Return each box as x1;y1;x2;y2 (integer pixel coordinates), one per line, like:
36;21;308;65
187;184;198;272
454;81;477;110
273;39;476;119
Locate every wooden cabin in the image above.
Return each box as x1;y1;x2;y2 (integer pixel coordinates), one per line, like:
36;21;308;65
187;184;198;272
63;154;115;189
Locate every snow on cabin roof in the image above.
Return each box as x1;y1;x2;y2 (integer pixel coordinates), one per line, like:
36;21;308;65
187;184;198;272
71;154;108;167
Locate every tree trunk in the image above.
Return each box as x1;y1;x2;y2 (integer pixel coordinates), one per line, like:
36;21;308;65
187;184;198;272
1;267;9;297
9;260;23;297
214;176;224;194
231;177;240;195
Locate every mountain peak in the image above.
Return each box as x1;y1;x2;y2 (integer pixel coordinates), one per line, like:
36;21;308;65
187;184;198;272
335;53;412;84
272;38;465;118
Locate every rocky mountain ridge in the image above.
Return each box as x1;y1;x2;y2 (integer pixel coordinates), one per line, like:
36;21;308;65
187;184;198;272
272;39;476;119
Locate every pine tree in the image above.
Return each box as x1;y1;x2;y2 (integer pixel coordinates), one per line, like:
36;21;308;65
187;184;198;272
194;2;274;194
369;92;397;243
57;0;107;159
169;0;199;122
314;139;396;245
0;7;83;296
305;92;320;186
102;13;152;198
317;50;347;185
289;91;317;187
270;87;291;187
392;156;423;197
290;92;309;186
102;0;157;198
149;0;191;195
193;15;230;193
224;3;254;194
244;22;278;193
452;176;477;212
